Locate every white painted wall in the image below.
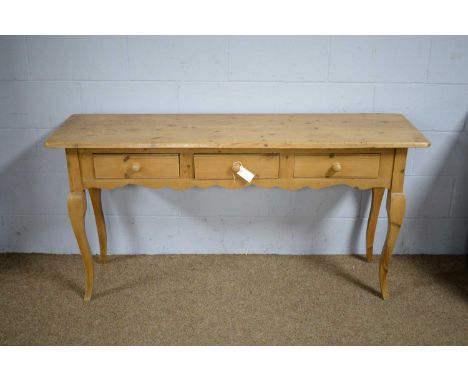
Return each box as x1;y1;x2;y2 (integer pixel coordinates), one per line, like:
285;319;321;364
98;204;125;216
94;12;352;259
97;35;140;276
0;36;467;255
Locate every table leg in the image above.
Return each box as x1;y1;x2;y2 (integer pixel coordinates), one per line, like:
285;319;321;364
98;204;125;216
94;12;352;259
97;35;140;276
379;191;406;300
89;188;107;264
366;187;384;262
67;191;94;302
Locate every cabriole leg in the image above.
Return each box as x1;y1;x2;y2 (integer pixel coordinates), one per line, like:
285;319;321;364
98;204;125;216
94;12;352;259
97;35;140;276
67;191;94;302
379;191;406;300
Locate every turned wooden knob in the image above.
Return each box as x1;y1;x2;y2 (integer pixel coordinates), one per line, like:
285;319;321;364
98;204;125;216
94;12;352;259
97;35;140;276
131;162;141;172
232;161;241;173
331;162;342;172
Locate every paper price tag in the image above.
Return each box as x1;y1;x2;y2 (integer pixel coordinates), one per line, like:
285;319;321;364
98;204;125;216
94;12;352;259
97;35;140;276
236;164;255;183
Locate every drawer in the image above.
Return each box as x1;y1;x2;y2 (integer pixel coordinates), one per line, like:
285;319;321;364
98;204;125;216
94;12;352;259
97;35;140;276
294;154;380;178
93;154;179;179
194;154;279;180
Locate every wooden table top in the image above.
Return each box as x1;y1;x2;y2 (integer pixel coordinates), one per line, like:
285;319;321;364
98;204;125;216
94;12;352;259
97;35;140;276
45;113;430;149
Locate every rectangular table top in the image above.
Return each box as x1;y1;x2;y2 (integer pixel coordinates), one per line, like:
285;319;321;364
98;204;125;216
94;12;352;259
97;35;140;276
45;113;430;150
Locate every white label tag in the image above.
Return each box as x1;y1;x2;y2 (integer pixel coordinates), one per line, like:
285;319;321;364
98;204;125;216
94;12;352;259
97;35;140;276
236;165;255;183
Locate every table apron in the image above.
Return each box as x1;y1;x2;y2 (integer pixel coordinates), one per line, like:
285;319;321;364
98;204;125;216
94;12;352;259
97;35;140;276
78;148;394;190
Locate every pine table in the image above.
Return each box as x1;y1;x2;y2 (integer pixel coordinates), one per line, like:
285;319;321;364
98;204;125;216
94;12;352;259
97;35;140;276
45;113;430;301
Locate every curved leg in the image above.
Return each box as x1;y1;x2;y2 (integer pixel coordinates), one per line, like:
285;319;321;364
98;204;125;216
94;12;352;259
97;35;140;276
379;191;406;300
67;191;94;302
366;188;384;262
89;188;107;264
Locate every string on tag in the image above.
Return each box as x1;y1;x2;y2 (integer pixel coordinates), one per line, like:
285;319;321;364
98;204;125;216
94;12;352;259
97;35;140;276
232;161;241;183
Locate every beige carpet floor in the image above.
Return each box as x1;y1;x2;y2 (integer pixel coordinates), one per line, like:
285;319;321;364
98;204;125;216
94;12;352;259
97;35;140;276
0;253;467;345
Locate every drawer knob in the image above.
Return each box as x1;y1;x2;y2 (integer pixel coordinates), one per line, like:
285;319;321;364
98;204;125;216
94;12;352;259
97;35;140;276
232;161;241;173
331;162;342;172
131;162;141;172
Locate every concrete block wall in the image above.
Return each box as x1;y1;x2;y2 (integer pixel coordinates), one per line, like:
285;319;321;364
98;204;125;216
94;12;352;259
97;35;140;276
0;36;467;255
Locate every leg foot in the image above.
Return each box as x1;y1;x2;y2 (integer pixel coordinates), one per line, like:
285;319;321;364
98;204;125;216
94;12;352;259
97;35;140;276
366;188;384;263
89;188;107;264
379;191;405;300
84;289;92;302
67;191;94;302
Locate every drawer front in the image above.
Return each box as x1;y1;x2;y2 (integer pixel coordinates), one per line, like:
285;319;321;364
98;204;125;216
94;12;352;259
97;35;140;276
93;154;179;179
194;154;279;180
294;154;380;178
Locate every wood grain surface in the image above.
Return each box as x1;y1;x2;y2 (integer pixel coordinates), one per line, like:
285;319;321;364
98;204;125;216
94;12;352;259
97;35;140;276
45;113;430;149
